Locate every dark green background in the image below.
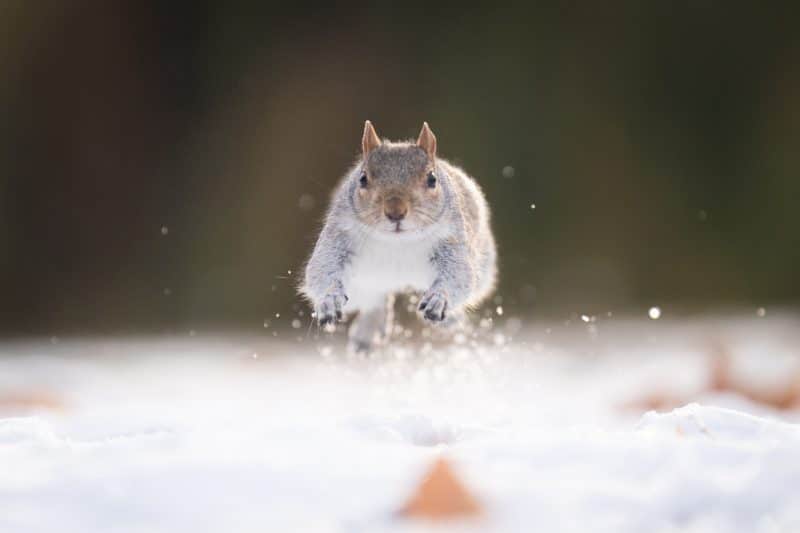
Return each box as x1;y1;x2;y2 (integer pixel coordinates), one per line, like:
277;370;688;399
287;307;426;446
2;2;798;334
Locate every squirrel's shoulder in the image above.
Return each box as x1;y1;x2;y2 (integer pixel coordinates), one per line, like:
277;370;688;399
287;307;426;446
437;158;491;226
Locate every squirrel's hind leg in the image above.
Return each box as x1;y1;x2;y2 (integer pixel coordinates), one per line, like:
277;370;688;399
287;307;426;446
347;294;395;353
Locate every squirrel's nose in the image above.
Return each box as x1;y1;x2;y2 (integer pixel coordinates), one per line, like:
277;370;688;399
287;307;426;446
384;197;408;222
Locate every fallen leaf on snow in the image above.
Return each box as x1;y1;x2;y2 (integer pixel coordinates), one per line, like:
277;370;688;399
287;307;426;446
399;457;482;520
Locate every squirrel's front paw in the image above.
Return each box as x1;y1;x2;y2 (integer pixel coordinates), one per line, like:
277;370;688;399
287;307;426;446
418;288;448;322
316;291;348;326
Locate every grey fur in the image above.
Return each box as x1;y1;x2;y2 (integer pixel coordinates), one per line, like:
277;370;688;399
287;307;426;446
301;127;497;351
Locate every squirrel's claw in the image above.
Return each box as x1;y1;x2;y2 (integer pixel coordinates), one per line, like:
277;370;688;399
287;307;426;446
317;291;347;326
419;288;448;322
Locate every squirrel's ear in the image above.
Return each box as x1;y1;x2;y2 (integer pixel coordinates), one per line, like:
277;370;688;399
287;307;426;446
362;120;381;156
416;122;437;160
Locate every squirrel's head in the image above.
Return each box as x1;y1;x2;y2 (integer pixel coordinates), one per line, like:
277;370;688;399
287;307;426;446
353;121;445;237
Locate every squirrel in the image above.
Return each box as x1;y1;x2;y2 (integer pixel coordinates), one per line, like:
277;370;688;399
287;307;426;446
301;121;497;352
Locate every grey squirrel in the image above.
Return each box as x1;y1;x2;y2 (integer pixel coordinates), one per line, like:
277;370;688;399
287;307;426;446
301;121;497;351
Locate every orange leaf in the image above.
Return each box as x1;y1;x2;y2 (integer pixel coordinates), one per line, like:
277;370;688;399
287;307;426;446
399;457;482;520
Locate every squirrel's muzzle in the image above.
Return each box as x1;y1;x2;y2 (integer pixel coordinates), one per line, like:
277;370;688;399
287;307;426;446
384;196;408;222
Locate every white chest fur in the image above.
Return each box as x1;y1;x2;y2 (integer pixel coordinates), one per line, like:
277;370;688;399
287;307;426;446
343;232;438;310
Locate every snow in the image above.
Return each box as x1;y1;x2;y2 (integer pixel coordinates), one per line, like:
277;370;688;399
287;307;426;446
1;315;800;533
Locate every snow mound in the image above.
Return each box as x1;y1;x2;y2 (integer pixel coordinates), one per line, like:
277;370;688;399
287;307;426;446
0;417;60;446
637;403;800;441
347;413;495;446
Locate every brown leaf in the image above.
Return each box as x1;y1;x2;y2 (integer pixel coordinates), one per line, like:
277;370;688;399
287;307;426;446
622;341;800;414
0;391;65;413
399;457;482;520
708;344;800;410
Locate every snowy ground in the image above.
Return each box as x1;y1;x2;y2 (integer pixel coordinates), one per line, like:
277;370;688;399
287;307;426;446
1;313;800;533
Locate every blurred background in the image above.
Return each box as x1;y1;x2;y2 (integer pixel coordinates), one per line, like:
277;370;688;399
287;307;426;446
1;1;799;336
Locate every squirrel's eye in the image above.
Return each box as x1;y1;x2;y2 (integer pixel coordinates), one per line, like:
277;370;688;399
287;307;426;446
426;172;437;188
359;173;368;188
